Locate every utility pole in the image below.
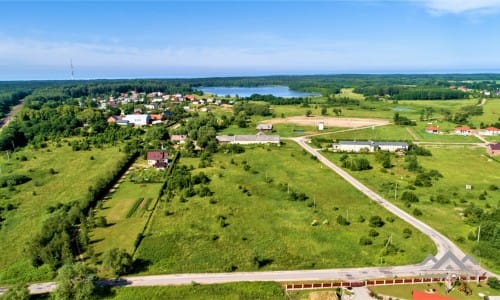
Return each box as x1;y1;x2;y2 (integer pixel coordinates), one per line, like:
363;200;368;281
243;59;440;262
477;225;481;243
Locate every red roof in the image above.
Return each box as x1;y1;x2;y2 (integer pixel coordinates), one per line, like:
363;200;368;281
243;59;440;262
147;151;168;160
486;126;500;131
455;126;470;131
488;143;500;151
412;291;455;300
426;126;439;131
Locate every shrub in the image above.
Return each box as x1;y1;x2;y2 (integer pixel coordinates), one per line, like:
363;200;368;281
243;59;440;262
368;229;379;237
369;216;385;227
413;208;423;216
95;216;107;227
402;228;412;239
487;277;500;289
359;237;373;245
401;191;419;203
336;215;350;226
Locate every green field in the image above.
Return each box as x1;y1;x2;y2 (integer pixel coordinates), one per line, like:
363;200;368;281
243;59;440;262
90;178;163;258
323;146;499;273
0;143;127;283
370;282;498;299
104;282;285;300
134;143;435;275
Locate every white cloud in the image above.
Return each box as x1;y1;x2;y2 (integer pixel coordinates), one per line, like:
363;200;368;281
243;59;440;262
419;0;500;14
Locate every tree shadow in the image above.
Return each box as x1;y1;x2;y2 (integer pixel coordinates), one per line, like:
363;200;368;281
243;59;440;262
132;258;152;273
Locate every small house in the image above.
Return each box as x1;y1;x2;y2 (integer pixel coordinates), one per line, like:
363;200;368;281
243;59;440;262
107;115;121;123
171;135;187;144
487;143;500;156
216;135;280;145
256;124;273;131
425;125;439;134
454;126;471;136
482;126;500;136
147;151;169;169
331;141;407;153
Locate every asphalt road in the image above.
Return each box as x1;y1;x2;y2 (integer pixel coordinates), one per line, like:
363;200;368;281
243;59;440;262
2;136;497;296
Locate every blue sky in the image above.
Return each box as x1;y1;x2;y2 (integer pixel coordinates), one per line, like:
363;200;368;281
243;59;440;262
1;0;500;80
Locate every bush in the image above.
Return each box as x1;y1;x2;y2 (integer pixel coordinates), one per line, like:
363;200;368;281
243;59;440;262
487;277;500;289
413;208;423;216
402;228;412;239
359;237;373;245
95;216;107;227
336;215;350;226
401;191;419;203
368;229;379;237
369;216;385;227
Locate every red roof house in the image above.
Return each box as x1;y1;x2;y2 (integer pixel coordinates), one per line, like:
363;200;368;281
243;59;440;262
454;126;471;135
425;126;439;134
484;126;500;136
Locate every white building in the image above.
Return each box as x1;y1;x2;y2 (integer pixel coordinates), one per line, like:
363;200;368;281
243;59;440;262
331;141;408;153
122;114;151;126
216;134;280;145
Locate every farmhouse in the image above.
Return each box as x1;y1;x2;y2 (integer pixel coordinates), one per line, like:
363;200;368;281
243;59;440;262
425;125;439;134
454;126;471;136
481;126;500;136
216;134;280;145
331;141;408;153
147;151;169;169
256;124;273;131
123;114;151;126
487;143;500;156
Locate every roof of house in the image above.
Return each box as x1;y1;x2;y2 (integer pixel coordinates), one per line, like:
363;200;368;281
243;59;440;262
412;291;455;300
150;114;163;121
216;135;280;143
488;143;500;151
171;135;187;141
256;124;273;130
123;114;151;123
426;126;439;131
455;126;471;131
147;151;169;160
486;126;500;131
335;141;407;147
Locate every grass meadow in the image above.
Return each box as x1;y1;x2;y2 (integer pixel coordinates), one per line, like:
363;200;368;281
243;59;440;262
135;143;435;275
323;146;500;273
0;143;126;283
90;179;163;257
104;282;285;300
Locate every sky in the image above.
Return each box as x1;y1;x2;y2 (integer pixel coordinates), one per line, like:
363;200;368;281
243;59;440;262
1;0;500;80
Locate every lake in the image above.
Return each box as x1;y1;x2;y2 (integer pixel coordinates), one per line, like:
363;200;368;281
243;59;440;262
198;86;320;98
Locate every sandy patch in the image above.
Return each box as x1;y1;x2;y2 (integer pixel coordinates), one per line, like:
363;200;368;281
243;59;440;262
263;116;389;128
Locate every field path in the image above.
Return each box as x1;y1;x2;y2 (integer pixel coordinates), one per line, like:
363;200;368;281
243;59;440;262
405;127;419;141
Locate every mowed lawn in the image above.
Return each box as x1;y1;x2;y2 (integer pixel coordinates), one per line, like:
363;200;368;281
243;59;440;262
323;146;500;273
0;143;126;283
90;178;163;257
135;143;435;275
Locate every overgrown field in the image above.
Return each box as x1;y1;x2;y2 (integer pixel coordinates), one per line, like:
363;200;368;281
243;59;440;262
0;143;127;283
105;282;285;300
323;146;500;273
135;143;435;275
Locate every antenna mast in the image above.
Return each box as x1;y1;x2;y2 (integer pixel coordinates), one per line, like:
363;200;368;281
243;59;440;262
70;59;74;80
